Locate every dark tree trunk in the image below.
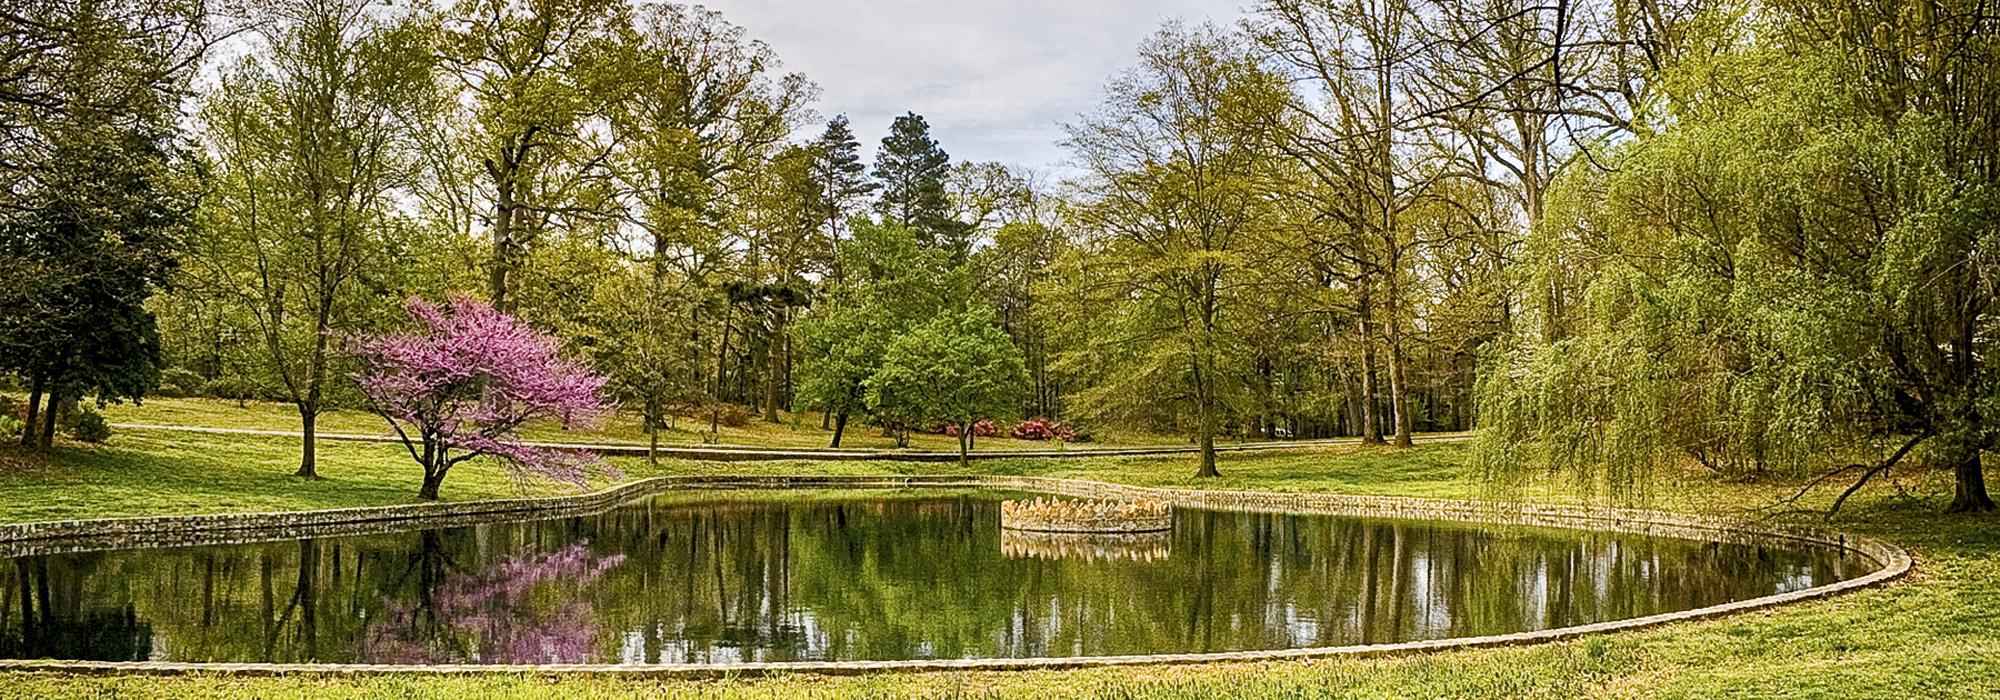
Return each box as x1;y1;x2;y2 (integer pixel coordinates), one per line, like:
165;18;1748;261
1196;431;1219;478
418;439;447;500
764;307;786;423
1357;285;1384;445
647;420;660;468
418;468;447;501
488;166;519;312
1948;450;1995;513
19;374;42;447
958;423;970;468
38;391;59;448
295;406;318;478
829;410;848;448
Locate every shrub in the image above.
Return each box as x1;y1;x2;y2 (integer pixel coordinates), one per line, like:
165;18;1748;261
157;368;204;398
713;404;751;428
0;415;21;442
202;377;255;403
1010;417;1077;441
940;419;999;438
70;409;111;443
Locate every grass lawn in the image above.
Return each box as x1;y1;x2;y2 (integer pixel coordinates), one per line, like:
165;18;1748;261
0;425;1995;698
79;395;1206;452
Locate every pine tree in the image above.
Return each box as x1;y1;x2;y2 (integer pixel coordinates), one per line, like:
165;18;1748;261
813;115;876;282
871;112;968;260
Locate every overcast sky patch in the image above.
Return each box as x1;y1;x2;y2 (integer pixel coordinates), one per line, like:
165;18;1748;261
688;0;1253;175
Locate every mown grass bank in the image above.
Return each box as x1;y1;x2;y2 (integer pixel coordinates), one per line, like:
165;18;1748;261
0;426;1994;699
81;396;1201;452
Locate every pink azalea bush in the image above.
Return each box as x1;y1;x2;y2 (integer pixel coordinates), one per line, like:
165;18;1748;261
349;295;614;499
937;419;999;438
1010;417;1077;441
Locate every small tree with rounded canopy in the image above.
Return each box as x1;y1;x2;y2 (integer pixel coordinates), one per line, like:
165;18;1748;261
866;309;1027;466
350;295;613;500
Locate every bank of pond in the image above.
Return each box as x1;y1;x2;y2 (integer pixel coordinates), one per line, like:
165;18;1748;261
0;490;1867;665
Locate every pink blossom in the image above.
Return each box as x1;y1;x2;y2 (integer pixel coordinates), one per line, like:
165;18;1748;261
360;542;627;664
349;295;616;497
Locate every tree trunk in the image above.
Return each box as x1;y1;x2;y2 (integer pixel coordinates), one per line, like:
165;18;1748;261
647;417;660;468
829;410;848;447
1357;285;1384;444
418;467;447;501
1386;271;1414;448
38;390;59;449
295;405;319;478
19;374;42;447
764;308;786;423
958;423;970;469
1948;449;1995;513
1196;430;1219;478
488;168;517;312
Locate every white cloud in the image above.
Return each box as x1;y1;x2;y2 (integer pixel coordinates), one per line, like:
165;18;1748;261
684;0;1253;173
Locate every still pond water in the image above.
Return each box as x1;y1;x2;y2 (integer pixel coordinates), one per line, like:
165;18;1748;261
0;491;1865;664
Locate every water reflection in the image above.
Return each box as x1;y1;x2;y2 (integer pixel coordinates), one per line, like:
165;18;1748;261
0;492;1861;663
1001;529;1172;561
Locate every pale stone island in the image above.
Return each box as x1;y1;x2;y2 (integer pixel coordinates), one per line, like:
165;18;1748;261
1000;497;1173;533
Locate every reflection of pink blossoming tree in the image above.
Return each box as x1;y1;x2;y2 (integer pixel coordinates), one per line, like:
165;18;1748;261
350;295;614;500
362;542;627;664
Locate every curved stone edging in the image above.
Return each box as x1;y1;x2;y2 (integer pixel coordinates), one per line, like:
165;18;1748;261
0;475;1913;677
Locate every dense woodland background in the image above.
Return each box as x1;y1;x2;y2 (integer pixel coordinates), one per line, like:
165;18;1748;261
2;0;1995;510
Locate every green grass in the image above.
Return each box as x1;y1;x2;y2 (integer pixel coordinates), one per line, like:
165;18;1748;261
0;424;1996;698
88;395;1201;452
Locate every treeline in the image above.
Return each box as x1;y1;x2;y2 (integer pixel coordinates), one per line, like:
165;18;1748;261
5;0;1996;505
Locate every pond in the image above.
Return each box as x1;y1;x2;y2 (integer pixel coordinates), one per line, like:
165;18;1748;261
0;490;1868;665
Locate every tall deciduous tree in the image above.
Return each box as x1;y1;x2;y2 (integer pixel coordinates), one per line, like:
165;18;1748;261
866;309;1027;466
1061;23;1288;477
436;0;622;312
793;218;960;446
191;0;429;477
1478;0;2000;515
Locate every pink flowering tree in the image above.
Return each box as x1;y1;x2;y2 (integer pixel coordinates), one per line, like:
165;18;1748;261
349;295;614;500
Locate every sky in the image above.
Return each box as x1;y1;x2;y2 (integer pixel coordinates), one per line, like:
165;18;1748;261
691;0;1254;175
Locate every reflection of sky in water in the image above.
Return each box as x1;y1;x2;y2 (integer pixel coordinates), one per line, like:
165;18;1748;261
0;493;1864;664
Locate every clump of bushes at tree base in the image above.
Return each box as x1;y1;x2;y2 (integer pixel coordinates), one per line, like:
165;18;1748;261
1010;417;1076;441
936;420;998;438
68;409;111;443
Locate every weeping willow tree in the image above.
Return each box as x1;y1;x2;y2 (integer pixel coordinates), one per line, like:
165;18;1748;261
1478;0;2000;514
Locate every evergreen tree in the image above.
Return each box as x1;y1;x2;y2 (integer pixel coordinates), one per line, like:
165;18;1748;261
813;115;876;248
871;112;968;260
0;0;201;447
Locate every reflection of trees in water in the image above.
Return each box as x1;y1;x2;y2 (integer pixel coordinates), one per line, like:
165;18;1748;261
0;495;1860;663
1000;529;1171;561
360;537;625;664
0;555;149;661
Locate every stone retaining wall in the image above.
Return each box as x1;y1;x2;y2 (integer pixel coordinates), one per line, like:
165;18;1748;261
0;474;1912;677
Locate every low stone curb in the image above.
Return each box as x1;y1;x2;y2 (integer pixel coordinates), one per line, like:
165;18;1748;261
0;475;1912;677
